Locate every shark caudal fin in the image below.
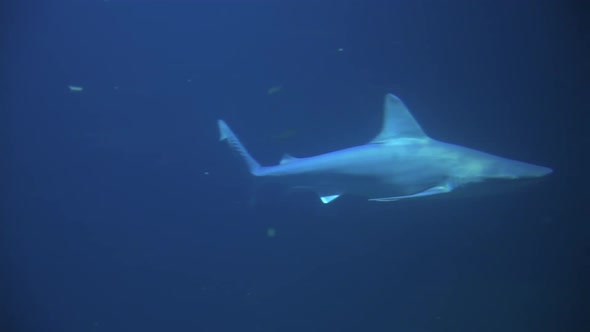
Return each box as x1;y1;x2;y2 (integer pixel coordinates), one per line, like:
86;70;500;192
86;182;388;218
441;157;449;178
218;120;262;175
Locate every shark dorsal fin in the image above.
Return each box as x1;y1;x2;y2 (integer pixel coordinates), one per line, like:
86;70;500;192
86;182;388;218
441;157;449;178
280;153;299;164
371;94;428;143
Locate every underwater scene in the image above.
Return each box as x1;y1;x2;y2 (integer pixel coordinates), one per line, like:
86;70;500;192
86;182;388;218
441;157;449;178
1;1;587;332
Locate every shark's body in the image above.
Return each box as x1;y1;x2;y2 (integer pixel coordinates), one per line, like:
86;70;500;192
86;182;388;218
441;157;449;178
218;94;552;203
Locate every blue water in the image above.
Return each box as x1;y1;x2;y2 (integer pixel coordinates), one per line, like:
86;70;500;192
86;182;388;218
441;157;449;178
1;1;586;331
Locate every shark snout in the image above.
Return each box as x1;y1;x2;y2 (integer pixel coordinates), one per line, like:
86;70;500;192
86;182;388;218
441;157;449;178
533;165;553;177
503;160;553;179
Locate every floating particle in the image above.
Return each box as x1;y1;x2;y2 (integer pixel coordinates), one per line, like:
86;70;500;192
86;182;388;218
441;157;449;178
267;85;282;95
266;228;276;238
274;129;297;140
68;85;83;92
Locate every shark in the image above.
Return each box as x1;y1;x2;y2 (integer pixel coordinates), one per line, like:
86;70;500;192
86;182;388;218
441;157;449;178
217;93;552;203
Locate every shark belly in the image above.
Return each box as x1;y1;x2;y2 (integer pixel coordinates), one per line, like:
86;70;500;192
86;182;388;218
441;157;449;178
256;145;451;200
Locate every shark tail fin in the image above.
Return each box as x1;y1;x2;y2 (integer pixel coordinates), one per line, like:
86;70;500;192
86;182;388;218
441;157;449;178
217;120;262;175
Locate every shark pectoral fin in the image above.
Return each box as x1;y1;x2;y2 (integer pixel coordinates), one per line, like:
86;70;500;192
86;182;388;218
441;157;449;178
319;194;341;204
369;185;452;202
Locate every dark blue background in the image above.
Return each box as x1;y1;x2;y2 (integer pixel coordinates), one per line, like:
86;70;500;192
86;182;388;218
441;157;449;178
1;1;587;331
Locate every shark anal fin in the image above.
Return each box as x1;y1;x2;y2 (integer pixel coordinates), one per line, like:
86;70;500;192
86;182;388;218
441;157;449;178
319;194;341;204
371;94;428;143
369;184;452;202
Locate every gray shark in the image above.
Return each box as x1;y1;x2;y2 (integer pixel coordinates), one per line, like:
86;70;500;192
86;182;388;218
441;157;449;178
218;94;552;203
